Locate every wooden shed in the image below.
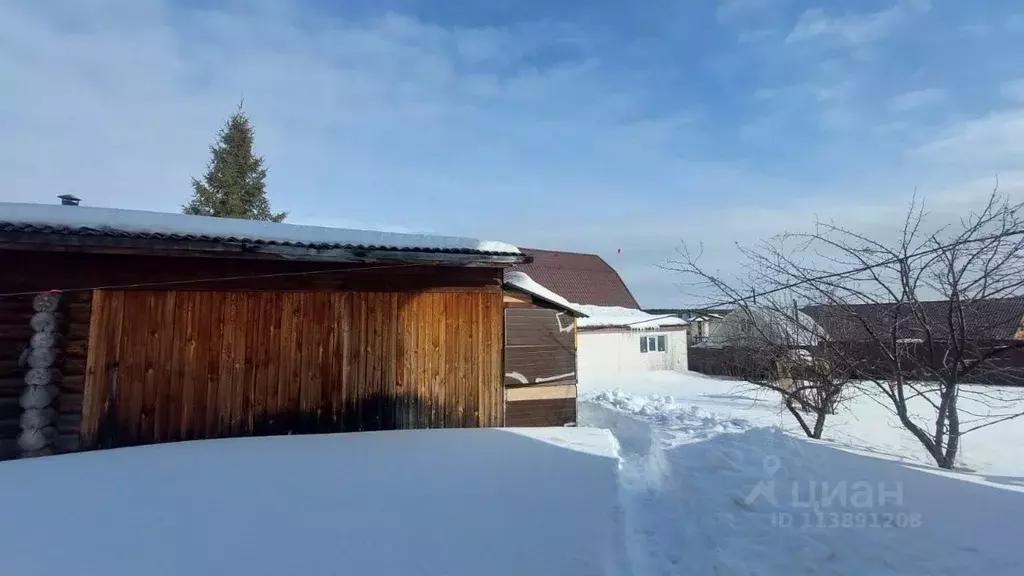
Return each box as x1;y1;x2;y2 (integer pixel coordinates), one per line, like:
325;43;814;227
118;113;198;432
502;271;586;427
0;203;525;458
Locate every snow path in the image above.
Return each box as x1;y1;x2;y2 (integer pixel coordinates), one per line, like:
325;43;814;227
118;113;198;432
580;372;1024;575
599;406;688;576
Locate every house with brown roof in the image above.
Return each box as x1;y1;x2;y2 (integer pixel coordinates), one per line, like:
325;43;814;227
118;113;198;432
801;299;1024;344
513;248;689;379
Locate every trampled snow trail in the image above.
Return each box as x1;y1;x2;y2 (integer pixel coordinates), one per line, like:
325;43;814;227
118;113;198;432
581;378;1024;575
583;401;690;576
617;437;691;576
584;397;771;576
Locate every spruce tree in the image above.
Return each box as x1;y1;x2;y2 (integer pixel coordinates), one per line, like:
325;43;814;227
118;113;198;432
184;103;287;222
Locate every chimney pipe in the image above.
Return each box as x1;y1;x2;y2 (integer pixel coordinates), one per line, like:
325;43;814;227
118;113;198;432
57;194;81;206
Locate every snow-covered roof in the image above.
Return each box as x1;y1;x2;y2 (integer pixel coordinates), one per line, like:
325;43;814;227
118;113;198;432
576;305;689;331
0;203;521;258
503;270;587;316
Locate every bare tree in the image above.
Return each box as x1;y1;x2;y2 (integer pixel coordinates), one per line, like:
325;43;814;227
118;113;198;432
672;190;1024;469
669;249;851;439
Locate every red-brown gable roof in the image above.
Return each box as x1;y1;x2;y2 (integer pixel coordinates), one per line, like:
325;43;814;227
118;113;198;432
512;248;640;308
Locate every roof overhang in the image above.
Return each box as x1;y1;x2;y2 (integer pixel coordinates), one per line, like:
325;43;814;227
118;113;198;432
578;325;687;333
0;230;527;267
503;283;588;317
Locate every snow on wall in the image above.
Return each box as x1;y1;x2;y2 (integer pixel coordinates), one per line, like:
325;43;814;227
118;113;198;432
577;330;688;379
576;305;687;330
502;270;585;315
0;202;520;254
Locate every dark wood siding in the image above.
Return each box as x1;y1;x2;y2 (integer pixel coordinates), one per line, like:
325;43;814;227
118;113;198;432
82;290;503;448
502;291;578;427
0;295;35;458
0;251;501;294
504;398;576;427
503;307;577;387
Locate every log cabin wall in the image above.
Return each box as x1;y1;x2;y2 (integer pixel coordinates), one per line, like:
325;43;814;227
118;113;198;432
0;296;31;458
502;290;578;427
0;292;88;459
0;250;504;454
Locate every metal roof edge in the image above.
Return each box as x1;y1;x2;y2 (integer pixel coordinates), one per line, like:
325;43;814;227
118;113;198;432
0;229;527;266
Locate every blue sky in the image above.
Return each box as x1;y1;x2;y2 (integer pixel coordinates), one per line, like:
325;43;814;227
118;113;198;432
2;0;1023;306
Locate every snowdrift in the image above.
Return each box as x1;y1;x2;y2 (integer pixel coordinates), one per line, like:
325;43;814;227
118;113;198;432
0;428;624;576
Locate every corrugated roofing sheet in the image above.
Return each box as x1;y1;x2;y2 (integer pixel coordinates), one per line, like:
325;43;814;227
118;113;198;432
0;203;521;256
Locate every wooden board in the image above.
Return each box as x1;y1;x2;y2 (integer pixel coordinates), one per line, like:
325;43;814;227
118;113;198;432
81;290;125;446
0;251;501;294
503;307;577;387
504;397;576;427
505;384;576;402
82;289;503;448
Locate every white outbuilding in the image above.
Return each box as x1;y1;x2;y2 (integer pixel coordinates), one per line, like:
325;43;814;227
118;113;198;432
574;305;689;379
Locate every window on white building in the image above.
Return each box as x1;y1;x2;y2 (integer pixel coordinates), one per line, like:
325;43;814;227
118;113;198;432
640;335;667;353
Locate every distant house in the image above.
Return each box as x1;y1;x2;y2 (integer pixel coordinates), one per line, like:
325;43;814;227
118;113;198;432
801;299;1024;382
699;306;823;349
646;308;730;345
512;248;689;378
575;306;688;379
801;299;1024;345
0;202;525;459
511;248;640;308
501;271;587;427
686;306;824;379
689;300;1024;382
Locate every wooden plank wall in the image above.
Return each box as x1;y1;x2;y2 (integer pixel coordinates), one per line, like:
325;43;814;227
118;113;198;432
504;307;577;386
505;398;577;427
82;290;503;448
502;291;578;427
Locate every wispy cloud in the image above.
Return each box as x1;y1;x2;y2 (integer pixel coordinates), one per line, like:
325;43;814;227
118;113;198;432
737;28;777;43
886;88;946;113
959;23;992;36
1;0;1022;306
912;109;1024;174
716;0;773;25
786;0;930;46
0;1;671;217
1003;79;1024;102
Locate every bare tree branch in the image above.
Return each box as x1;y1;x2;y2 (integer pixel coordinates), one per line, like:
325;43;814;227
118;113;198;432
666;188;1024;469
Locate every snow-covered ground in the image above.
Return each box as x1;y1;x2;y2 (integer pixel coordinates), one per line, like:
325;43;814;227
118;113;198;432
2;370;1022;575
580;370;1024;575
0;428;626;576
